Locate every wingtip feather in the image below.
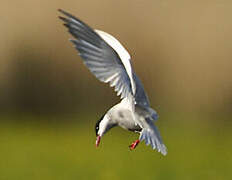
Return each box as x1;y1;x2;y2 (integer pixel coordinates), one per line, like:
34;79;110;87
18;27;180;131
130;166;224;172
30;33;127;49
58;16;67;22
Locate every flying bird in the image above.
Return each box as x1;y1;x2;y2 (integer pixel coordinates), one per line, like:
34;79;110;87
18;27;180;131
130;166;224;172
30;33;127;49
58;9;167;155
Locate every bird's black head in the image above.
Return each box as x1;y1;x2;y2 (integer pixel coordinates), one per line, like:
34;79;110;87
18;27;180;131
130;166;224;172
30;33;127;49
95;115;104;136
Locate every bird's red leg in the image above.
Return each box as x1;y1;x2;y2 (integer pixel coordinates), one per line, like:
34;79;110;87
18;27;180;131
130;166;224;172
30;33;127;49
129;140;140;150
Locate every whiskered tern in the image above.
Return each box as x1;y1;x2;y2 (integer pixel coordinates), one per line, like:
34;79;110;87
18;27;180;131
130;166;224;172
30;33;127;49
58;9;167;155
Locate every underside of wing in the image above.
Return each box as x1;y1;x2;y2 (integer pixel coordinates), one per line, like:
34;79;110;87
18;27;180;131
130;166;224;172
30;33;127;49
58;9;134;99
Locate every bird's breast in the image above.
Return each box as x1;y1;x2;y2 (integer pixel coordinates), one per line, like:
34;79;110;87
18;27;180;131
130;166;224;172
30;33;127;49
108;105;142;132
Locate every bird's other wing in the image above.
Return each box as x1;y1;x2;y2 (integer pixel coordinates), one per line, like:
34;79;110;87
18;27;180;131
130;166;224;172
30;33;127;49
133;72;159;121
133;72;150;107
58;9;136;99
139;117;167;155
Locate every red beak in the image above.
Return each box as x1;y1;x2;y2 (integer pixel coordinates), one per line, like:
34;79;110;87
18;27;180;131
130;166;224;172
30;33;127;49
96;135;101;147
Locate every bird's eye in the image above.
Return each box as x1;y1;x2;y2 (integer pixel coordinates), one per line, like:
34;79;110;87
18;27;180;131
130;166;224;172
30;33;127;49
95;115;104;136
95;126;99;136
95;123;100;136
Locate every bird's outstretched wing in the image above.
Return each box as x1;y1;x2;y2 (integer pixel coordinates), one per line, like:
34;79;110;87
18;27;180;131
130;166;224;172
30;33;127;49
58;9;136;99
139;117;167;155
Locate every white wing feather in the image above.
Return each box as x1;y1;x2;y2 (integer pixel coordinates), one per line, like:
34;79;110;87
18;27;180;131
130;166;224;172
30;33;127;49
95;30;136;95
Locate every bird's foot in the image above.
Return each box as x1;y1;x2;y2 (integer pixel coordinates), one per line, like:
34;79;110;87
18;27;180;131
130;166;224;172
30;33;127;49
129;140;140;150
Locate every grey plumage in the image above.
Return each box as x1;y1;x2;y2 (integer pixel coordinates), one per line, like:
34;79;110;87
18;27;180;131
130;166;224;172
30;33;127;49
140;117;167;155
59;9;133;100
59;9;167;155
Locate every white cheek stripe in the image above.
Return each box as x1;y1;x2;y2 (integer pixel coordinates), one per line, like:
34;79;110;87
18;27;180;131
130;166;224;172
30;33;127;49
95;30;136;95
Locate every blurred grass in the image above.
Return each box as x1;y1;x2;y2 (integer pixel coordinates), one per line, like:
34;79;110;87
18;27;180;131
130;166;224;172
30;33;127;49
0;113;231;180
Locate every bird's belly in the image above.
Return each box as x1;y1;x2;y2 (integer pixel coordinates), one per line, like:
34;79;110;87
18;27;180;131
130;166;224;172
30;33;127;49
120;121;142;132
110;108;142;132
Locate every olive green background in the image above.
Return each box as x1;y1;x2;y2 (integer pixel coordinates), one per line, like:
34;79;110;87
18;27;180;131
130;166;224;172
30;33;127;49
0;0;231;179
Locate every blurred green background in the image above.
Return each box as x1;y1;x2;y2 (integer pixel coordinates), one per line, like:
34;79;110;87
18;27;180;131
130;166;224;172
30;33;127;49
0;0;232;179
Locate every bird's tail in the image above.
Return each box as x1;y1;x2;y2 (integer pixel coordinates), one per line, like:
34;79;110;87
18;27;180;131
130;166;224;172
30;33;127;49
139;118;167;155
